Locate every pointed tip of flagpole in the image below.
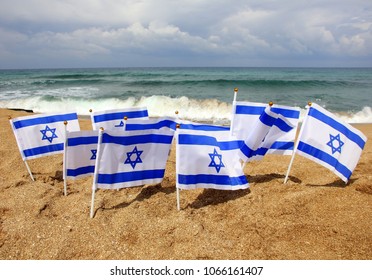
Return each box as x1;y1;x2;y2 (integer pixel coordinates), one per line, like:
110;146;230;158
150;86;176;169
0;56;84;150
269;101;274;107
233;88;238;103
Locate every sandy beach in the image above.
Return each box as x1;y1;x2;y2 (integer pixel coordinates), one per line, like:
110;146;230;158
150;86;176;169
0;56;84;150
0;108;371;260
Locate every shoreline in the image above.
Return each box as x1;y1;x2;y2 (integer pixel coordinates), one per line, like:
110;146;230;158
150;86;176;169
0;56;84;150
4;107;372;125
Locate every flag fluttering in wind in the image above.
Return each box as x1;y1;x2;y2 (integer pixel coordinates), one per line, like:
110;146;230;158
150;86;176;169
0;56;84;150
265;104;301;155
90;107;149;130
176;124;248;191
286;103;367;183
231;101;300;159
64;130;99;179
239;106;281;161
10;112;80;160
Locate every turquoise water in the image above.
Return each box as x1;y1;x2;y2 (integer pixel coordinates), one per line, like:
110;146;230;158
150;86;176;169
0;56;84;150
0;67;371;123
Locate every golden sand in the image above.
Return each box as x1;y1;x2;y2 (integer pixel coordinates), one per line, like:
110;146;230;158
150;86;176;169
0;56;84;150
0;109;371;259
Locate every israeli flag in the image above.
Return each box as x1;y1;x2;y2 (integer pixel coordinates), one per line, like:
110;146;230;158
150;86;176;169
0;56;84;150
231;102;300;159
64;130;99;179
10;112;80;160
90;107;149;130
239;106;280;161
265;104;300;155
93;129;174;189
296;103;367;182
176;125;249;190
249;105;298;160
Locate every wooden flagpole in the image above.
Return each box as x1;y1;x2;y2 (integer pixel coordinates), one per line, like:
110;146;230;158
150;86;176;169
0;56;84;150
23;160;35;181
284;102;311;184
123;116;128;131
90;127;104;218
233;87;238;103
230;88;238;136
89;109;95;130
175;123;181;211
63;121;68;196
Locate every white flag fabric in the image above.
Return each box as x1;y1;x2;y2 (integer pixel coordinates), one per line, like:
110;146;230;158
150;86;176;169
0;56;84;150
93;129;174;189
230;101;267;140
90;107;149;130
296;103;367;183
64;130;99;179
239;106;280;161
265;104;300;155
249;106;298;160
176;125;249;190
10;112;80;160
231;102;300;160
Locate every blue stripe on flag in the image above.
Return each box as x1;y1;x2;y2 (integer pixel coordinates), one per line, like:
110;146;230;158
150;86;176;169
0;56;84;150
270;141;294;150
23;143;64;158
308;107;365;149
67;166;95;177
13;113;78;129
102;133;173;145
240;142;257;159
68;136;98;147
274;117;293;132
243;142;294;158
97;169;165;184
125;119;177;131
178;134;243;150
178;174;248;186
235;105;265;115
250;147;268;157
93;110;148;123
271;107;300;119
259;110;277;127
298;141;352;180
180;124;230;131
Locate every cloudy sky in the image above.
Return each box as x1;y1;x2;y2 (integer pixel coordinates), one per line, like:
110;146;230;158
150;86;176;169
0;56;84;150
1;0;371;69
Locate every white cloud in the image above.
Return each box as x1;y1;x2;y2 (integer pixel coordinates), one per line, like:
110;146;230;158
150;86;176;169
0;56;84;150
0;0;371;67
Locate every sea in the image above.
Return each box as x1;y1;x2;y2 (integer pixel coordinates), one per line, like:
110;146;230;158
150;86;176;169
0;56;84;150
0;67;371;124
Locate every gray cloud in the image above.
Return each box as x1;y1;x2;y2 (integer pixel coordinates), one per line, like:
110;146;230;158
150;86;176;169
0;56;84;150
0;0;371;68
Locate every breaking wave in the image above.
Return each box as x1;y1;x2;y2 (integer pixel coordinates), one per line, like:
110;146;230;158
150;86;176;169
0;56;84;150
1;95;371;124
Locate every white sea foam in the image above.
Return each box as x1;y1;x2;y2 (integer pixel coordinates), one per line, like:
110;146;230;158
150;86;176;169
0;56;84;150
335;106;372;124
0;95;371;124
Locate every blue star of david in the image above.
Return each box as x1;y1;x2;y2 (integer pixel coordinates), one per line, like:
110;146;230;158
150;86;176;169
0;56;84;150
114;121;125;127
208;148;225;173
40;125;58;143
327;133;344;154
124;146;143;169
90;149;97;160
